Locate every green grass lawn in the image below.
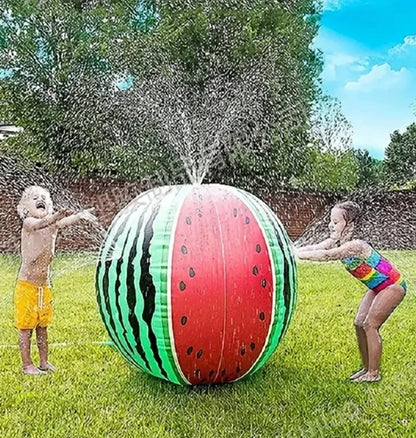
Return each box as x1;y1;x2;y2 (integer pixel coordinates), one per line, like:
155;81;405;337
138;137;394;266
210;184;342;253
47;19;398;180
1;251;416;438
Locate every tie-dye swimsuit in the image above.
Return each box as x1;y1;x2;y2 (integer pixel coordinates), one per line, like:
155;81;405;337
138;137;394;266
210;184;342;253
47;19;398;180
341;248;407;293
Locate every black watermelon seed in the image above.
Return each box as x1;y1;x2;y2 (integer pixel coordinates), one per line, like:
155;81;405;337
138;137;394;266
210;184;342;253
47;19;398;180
186;217;191;225
240;345;246;356
179;281;186;291
245;216;250;224
181;316;188;325
250;342;255;351
187;346;193;355
259;312;265;321
236;365;241;373
195;369;201;377
256;244;261;253
189;268;195;278
261;278;267;288
252;266;259;276
221;369;226;376
209;370;215;378
233;208;238;217
181;245;188;254
197;349;203;359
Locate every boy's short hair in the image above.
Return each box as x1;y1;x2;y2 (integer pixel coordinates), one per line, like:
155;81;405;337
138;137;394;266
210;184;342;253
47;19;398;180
335;201;362;224
17;186;52;219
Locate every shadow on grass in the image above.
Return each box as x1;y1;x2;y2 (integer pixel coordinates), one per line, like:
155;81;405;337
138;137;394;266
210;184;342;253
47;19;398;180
115;354;326;399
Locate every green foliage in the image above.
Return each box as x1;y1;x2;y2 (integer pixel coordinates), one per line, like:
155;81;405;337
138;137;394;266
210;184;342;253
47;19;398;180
353;149;384;189
0;0;138;173
311;95;353;151
1;253;416;437
292;93;363;193
0;0;323;187
111;0;323;187
293;146;360;193
384;123;416;187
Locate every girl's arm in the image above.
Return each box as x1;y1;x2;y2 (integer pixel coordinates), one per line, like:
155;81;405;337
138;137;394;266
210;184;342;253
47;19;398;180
57;208;96;229
295;240;367;262
295;238;338;252
23;209;72;231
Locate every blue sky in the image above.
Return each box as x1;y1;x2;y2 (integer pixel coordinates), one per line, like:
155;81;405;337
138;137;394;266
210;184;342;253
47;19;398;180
316;0;416;159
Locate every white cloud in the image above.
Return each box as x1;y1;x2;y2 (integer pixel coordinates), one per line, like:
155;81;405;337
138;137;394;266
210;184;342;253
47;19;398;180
404;35;416;46
322;0;342;11
315;27;373;82
321;53;356;80
340;67;416;158
328;53;359;66
322;0;358;11
321;52;368;81
389;35;416;54
317;8;416;158
344;64;410;92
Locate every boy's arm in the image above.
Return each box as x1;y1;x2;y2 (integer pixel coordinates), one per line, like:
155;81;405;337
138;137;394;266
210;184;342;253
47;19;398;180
295;240;366;262
57;208;96;229
23;209;72;231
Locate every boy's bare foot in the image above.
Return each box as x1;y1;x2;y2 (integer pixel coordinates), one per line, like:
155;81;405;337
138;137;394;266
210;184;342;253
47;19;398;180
352;371;381;383
23;364;46;375
38;362;56;372
349;368;367;380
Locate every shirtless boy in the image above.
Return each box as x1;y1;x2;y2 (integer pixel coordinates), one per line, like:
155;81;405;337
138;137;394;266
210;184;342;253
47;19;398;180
15;185;95;375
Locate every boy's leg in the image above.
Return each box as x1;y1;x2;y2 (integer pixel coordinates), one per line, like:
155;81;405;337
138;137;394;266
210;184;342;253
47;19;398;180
19;329;33;367
19;329;44;375
36;326;55;371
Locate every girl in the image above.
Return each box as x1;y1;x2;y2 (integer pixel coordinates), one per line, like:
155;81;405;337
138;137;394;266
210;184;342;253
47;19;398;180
295;201;406;382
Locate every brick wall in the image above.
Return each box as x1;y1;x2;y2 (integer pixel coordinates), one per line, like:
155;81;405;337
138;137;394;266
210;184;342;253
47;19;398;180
298;189;416;250
0;177;332;253
261;190;334;239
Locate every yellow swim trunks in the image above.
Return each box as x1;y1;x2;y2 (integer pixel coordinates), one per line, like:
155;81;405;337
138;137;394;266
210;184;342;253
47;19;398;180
14;280;53;330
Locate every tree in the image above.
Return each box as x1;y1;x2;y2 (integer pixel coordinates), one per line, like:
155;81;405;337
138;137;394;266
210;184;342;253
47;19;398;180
109;0;323;188
118;62;275;184
293;146;360;193
353;149;384;189
384;123;416;186
310;94;353;152
294;93;359;192
0;0;139;174
1;0;323;187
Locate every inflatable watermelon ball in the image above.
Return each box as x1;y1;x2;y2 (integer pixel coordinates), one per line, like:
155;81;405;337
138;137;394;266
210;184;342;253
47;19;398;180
96;184;297;385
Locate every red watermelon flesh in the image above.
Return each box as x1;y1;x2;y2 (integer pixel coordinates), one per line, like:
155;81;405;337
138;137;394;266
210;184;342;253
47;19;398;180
171;186;274;384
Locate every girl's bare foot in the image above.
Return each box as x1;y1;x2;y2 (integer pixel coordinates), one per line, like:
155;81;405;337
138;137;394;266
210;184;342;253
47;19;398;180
23;364;46;375
353;371;380;382
349;368;367;380
38;362;56;372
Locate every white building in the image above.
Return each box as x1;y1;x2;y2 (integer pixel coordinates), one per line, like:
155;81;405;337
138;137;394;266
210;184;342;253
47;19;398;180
0;124;23;141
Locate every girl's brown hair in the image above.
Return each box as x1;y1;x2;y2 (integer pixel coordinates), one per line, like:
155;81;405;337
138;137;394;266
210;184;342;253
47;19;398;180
334;201;362;224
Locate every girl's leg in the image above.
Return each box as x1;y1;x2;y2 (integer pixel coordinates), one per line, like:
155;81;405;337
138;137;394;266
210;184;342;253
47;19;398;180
355;285;405;382
36;326;55;372
19;329;44;375
350;289;376;379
